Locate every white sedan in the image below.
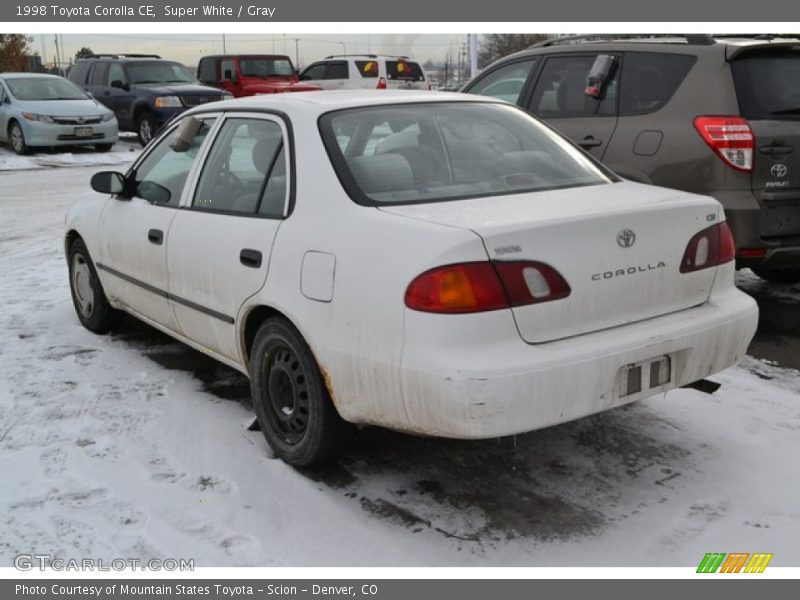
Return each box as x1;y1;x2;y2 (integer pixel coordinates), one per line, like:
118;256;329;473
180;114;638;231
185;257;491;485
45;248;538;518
65;91;758;466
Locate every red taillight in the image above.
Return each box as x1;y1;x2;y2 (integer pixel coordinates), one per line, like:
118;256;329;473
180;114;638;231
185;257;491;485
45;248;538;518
377;77;387;90
404;261;571;314
680;222;736;273
693;116;754;172
738;247;768;259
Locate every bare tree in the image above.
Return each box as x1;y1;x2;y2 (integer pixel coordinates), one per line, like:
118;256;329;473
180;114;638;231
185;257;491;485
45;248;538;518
0;34;32;72
478;34;551;68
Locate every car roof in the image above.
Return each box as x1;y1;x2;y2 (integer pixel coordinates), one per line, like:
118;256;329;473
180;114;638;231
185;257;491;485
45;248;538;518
202;54;292;60
185;90;502;118
0;72;64;80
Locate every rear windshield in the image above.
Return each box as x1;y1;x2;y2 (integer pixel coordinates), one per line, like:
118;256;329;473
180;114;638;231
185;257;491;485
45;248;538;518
320;102;613;205
731;51;800;120
5;77;87;101
386;61;425;81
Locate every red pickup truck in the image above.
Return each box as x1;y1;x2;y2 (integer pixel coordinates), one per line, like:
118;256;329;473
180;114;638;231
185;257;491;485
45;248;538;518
197;54;321;97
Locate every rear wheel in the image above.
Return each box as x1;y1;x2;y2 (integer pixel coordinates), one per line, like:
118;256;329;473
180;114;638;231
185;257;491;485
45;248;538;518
9;121;29;155
751;266;800;285
67;238;123;333
250;318;352;467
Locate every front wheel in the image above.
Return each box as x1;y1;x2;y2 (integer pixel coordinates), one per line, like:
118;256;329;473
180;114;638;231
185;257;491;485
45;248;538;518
751;266;800;285
9;121;29;155
67;238;123;333
250;318;353;467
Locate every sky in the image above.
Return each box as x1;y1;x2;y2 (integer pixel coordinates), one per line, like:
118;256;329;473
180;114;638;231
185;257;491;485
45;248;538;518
30;33;475;69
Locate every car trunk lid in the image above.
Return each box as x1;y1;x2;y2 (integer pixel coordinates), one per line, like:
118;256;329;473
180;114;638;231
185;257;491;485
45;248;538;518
381;182;722;343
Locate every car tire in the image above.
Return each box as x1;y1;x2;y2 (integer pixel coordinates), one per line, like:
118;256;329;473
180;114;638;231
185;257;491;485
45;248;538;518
8;121;30;155
751;266;800;285
67;238;123;333
136;112;155;147
95;143;114;152
250;317;353;467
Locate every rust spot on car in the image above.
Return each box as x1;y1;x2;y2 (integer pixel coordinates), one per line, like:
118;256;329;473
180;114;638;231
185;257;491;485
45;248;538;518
317;362;342;412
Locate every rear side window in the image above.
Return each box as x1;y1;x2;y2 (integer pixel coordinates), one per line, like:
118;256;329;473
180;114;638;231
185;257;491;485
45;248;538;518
618;52;696;116
467;59;537;104
89;63;109;86
325;62;349;79
386;61;424;82
731;51;800;120
529;55;617;118
356;60;379;78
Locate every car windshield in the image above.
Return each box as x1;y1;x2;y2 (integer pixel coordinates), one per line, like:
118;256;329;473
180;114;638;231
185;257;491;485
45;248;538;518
126;61;198;85
5;77;88;101
240;58;294;77
321;102;613;205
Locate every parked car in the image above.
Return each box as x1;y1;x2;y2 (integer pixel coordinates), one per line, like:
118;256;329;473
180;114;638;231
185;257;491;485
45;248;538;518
0;73;118;155
65;91;757;466
68;53;231;146
197;54;321;97
299;54;430;90
462;34;800;283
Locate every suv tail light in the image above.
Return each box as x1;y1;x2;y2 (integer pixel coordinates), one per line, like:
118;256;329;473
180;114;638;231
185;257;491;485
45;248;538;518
693;116;754;172
405;261;571;314
680;222;736;273
377;77;387;90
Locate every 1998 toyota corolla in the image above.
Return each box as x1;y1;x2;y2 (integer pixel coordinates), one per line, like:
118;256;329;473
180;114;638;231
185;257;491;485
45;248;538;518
65;91;758;466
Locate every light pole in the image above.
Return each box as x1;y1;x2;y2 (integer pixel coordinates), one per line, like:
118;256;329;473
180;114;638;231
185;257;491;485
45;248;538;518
340;42;346;55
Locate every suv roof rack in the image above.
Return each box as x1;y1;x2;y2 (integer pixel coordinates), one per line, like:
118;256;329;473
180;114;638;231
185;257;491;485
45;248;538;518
324;54;410;60
86;53;162;59
532;34;716;48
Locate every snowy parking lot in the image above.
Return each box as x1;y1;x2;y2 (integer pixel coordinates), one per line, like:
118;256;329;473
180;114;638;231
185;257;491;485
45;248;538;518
1;145;799;567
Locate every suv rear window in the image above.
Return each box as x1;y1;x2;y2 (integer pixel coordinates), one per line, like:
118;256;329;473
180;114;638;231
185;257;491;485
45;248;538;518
386;61;424;82
618;52;696;116
731;50;800;120
356;60;379;78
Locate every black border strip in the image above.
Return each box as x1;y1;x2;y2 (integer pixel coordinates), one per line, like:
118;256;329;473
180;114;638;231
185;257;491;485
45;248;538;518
96;262;235;325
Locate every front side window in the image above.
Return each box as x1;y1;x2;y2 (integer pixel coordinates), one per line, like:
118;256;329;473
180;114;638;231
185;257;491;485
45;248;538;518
467;59;537;105
131;118;215;206
220;60;236;80
321;102;613;205
529;55;617;118
107;63;127;87
301;63;327;81
193;118;287;216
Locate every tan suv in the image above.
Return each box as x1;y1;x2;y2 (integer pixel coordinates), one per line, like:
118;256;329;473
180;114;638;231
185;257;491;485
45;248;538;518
463;34;800;283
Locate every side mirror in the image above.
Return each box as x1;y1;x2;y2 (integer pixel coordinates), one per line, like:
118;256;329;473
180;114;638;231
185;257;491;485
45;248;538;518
169;116;202;153
223;69;237;83
91;171;125;194
110;79;129;91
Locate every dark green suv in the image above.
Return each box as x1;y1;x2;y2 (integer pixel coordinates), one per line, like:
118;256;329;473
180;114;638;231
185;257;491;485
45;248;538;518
463;34;800;283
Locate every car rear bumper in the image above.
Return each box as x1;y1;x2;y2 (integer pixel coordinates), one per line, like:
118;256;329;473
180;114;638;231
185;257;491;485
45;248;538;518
399;267;758;439
23;119;118;147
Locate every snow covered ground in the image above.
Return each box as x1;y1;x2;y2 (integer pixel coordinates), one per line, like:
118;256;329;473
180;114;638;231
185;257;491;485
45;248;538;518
0;136;140;172
1;160;799;567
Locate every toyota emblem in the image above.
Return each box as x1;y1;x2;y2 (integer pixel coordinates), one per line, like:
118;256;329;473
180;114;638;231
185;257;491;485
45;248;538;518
617;229;636;248
771;163;788;178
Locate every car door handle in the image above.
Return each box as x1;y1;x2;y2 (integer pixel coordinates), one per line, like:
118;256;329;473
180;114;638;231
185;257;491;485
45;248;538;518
760;144;794;156
240;249;262;268
578;136;603;149
147;229;163;245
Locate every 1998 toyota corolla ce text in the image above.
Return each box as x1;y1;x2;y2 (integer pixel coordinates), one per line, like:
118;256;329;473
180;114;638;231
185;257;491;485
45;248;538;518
64;91;759;466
